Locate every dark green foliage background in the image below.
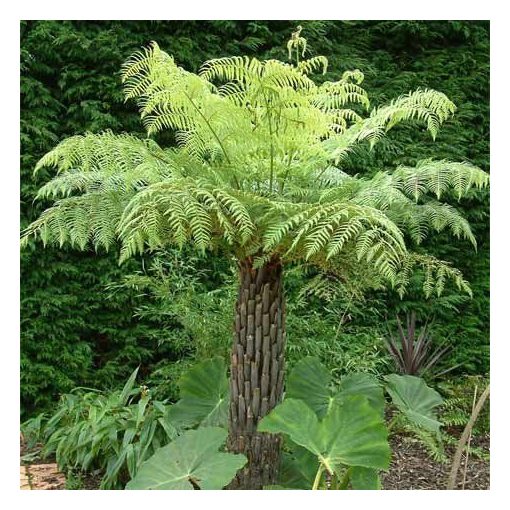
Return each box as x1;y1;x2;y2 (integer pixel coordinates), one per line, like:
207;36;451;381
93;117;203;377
20;21;489;418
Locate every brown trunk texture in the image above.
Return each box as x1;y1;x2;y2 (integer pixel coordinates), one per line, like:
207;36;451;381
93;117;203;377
226;255;286;490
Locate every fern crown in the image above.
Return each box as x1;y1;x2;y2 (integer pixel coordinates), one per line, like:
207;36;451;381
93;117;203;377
22;33;489;297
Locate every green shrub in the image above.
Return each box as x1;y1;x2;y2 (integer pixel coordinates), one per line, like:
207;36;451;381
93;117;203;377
23;368;177;489
287;318;392;380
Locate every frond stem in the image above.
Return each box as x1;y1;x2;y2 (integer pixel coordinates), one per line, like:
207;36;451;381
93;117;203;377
181;89;240;189
280;151;295;193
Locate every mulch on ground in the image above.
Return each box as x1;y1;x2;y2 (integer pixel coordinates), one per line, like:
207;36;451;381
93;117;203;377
381;434;490;490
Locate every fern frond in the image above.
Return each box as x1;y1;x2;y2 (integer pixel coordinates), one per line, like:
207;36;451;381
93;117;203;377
262;200;406;285
35;131;170;175
389;201;476;247
393;159;489;201
297;56;328;75
21;192;125;251
117;181;261;262
24;36;488;301
326;89;456;163
199;56;263;83
396;253;472;298
402;421;448;463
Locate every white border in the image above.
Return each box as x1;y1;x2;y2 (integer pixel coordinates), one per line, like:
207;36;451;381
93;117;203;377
5;0;498;21
3;2;508;508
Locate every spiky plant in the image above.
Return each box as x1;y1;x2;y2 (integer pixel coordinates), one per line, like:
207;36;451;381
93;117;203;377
22;32;489;489
384;312;450;377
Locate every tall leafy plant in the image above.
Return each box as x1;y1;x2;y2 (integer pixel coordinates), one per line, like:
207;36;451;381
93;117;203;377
22;358;234;489
22;30;488;488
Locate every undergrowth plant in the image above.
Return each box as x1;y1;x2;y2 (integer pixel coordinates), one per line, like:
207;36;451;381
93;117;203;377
126;356;444;490
24;368;177;489
438;375;490;433
381;375;491;465
257;357;444;489
108;248;235;363
22;358;235;489
438;375;490;461
126;427;247;490
21;28;488;488
24;355;451;490
384;312;451;377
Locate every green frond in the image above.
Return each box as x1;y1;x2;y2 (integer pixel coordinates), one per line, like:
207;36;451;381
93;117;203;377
262;201;406;280
389;200;476;247
310;80;370;112
398;420;448;464
341;69;365;84
199;56;263;83
121;41;176;99
297;56;328;75
23;131;178;252
35;131;168;175
326;89;456;163
326;219;364;258
393;159;489;201
210;189;256;243
117;181;261;262
296;272;346;303
396;253;472;298
21;192;125;252
24;36;488;298
36;162;169;200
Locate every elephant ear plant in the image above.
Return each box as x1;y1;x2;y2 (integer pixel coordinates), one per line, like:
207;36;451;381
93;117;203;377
21;28;488;488
258;357;444;489
126;427;247;490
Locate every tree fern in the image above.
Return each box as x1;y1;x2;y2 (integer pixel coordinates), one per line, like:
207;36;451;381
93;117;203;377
21;28;489;488
23;34;488;295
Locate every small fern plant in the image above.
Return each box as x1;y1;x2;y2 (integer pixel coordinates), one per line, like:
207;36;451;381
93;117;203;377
22;31;489;489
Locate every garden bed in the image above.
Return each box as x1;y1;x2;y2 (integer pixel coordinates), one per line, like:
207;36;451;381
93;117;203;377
20;433;489;490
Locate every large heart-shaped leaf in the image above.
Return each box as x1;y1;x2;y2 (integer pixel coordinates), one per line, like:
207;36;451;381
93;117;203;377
168;357;229;428
258;397;390;474
286;357;332;418
337;373;385;416
287;357;385;419
125;427;246;490
350;466;381;490
279;445;319;489
385;374;443;432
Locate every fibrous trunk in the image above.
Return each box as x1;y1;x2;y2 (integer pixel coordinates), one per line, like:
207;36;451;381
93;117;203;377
227;255;286;489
